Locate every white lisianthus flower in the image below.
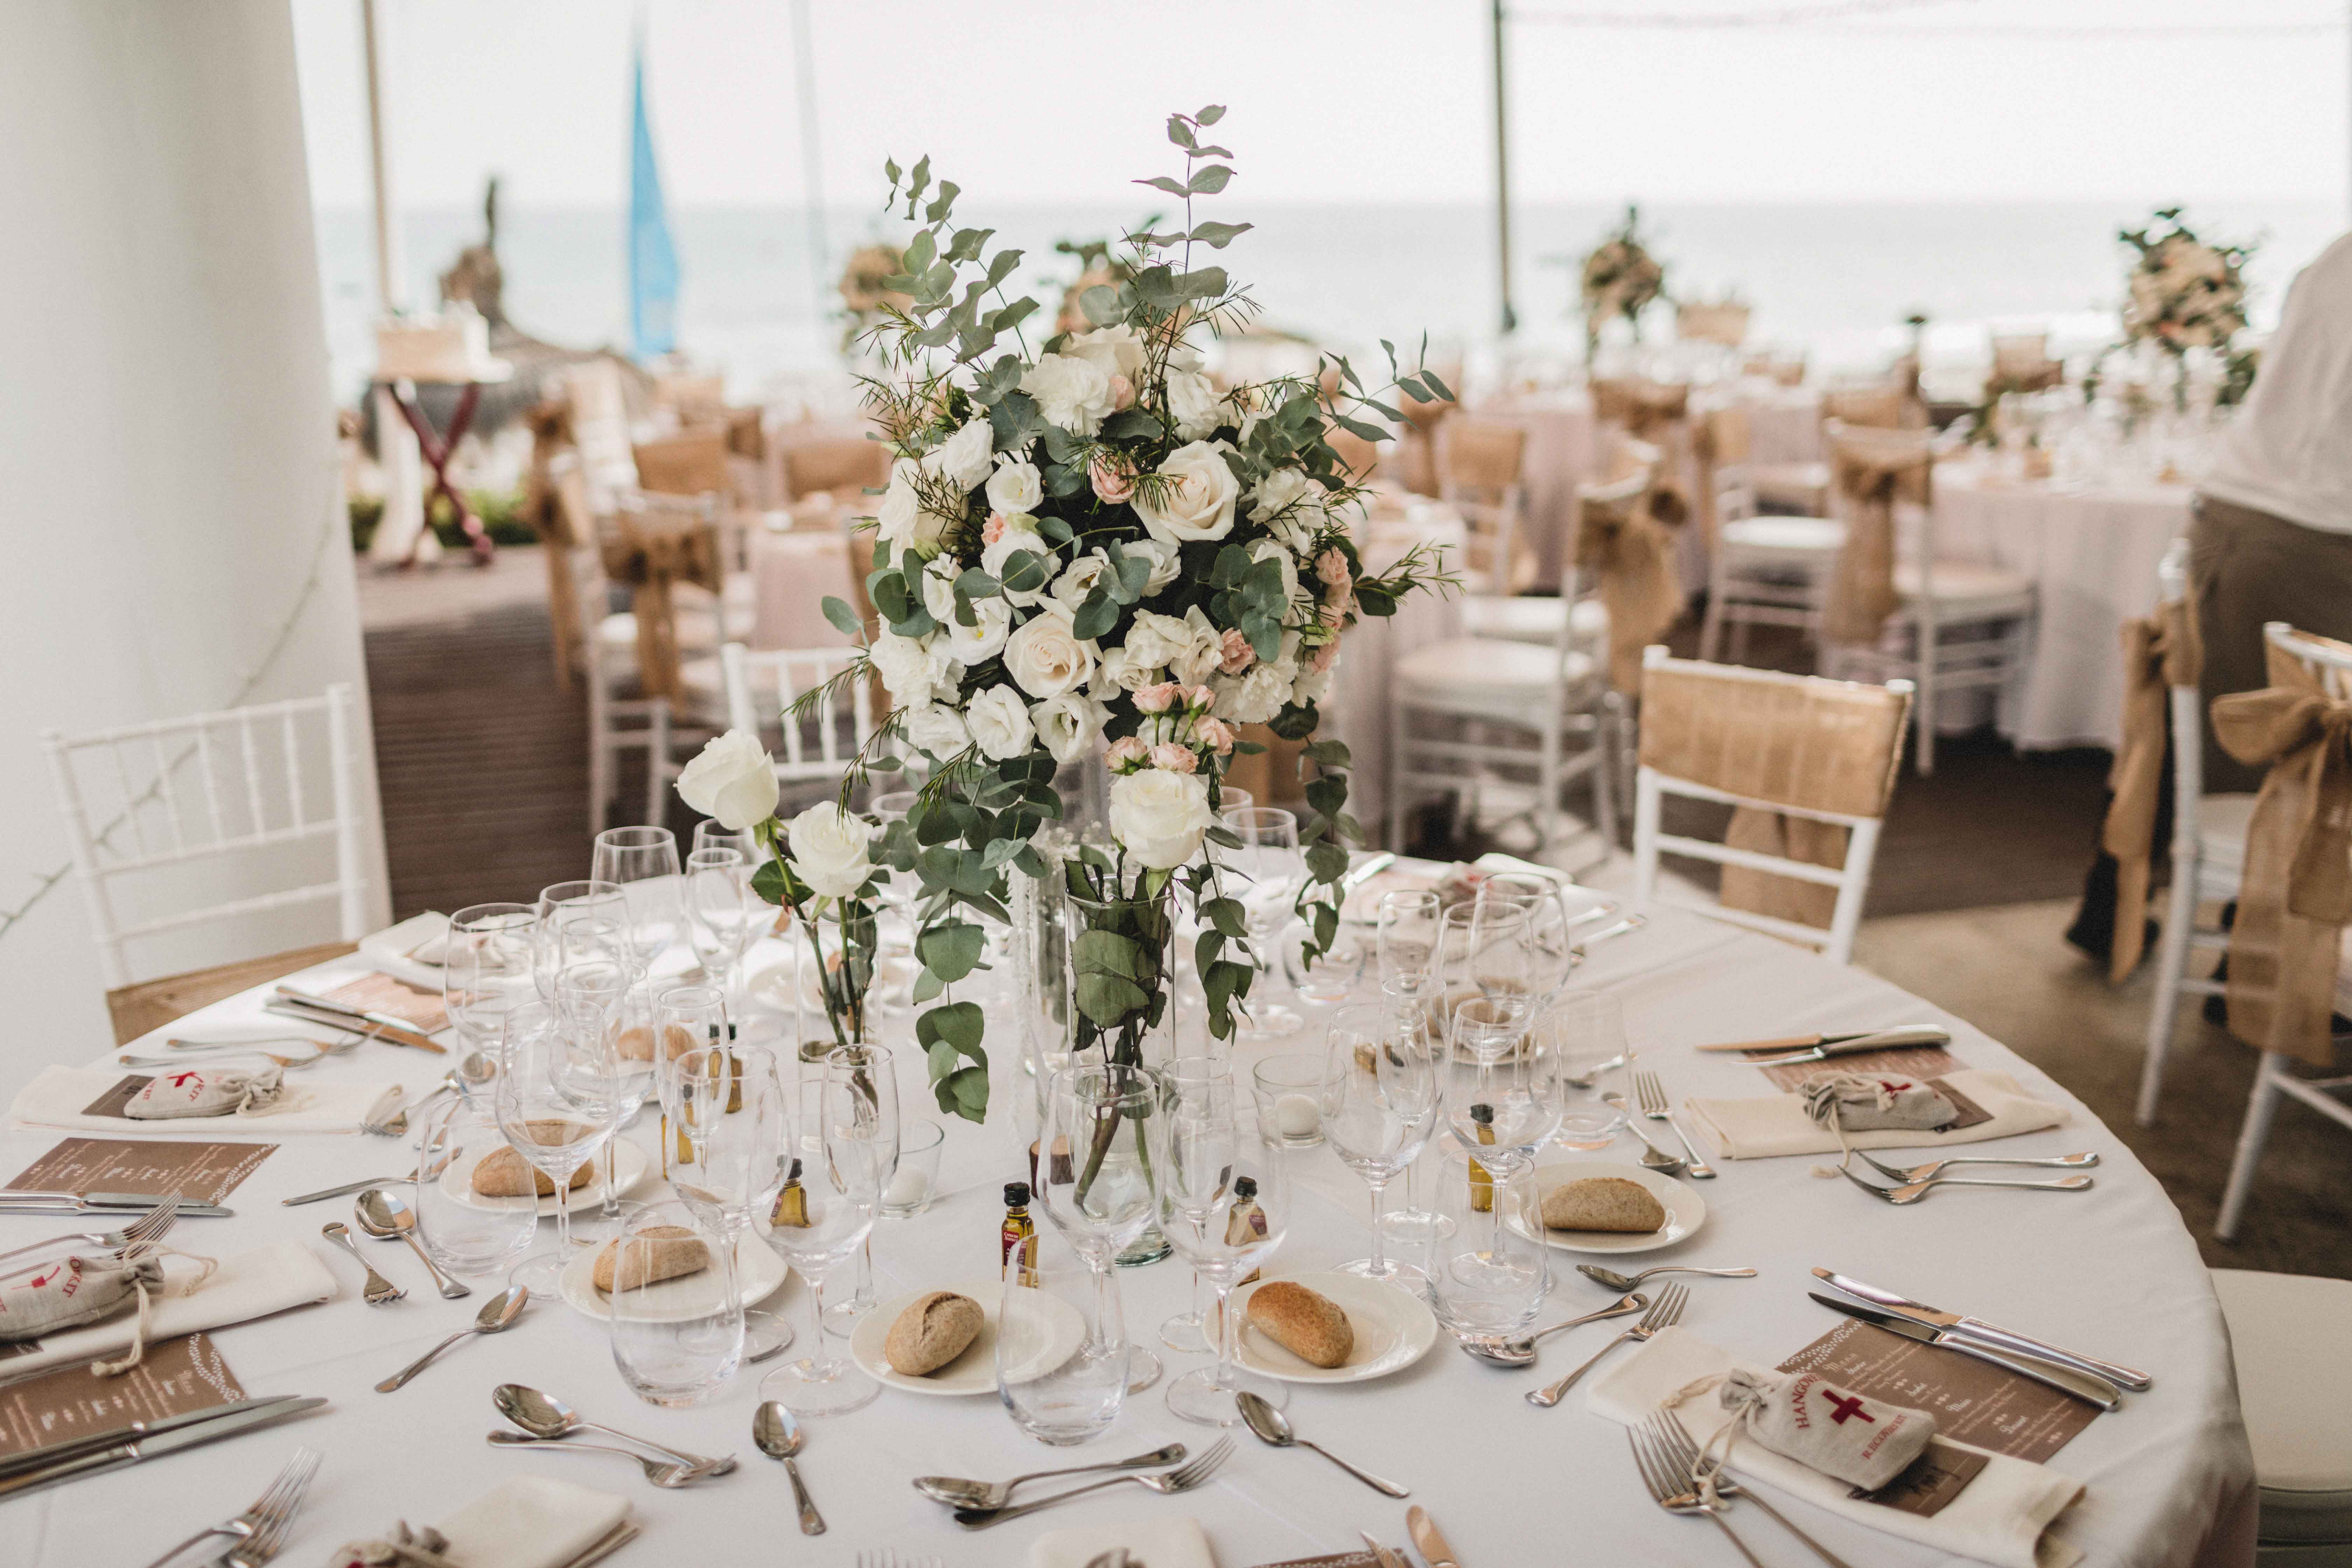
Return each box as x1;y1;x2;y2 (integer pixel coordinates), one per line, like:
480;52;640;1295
1134;440;1241;548
1128;537;1182;594
965;684;1037;760
1031;691;1109;764
1248;537;1303;611
1121;609;1195;672
1003;605;1098;699
1249;466;1326;552
943;593;1013;664
929;417;995;492
869;629;954;707
1213;661;1294;724
920;556;960;624
901;702;971;761
1052;551;1110;610
1108;768;1216;870
1065;324;1148;384
985;453;1042;515
1091;643;1161;696
1020;352;1116;436
784;801;876;898
673;728;779;831
1166;367;1224;442
980;515;1049;607
1168;605;1226;687
1291;663;1336;707
875;457;956;556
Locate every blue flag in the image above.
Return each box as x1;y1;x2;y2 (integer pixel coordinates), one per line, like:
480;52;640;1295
628;34;679;361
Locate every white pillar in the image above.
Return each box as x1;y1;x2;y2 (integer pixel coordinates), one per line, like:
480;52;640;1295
0;0;392;1065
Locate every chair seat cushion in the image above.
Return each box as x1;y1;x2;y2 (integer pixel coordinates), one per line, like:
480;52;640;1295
1891;560;2037;613
1722;516;1845;554
1750;461;1830;502
1460;595;1608;645
2214;1268;2352;1543
1396;640;1598;721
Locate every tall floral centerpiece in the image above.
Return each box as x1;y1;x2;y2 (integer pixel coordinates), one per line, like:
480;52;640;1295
1579;204;1667;362
676;105;1452;1124
2113;208;2259;409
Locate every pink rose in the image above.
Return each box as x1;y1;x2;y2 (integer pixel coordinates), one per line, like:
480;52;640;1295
1315;547;1351;595
1090;455;1136;504
1185;684;1216;710
1319;600;1348;631
983;511;1009;545
1310;636;1342;673
1105;735;1149;771
1196;717;1238;755
1109;374;1135;411
1149;742;1199;774
1217;628;1255;676
1133;681;1182;714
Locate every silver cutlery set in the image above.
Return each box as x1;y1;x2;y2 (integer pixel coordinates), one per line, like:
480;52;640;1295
485;1382;737;1487
318;1187;475;1308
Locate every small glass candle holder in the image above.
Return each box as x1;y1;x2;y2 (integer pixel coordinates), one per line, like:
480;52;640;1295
883;1119;944;1217
1251;1054;1326;1149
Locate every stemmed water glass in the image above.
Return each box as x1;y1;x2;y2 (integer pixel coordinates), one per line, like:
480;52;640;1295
445;903;535;1071
496;1000;624;1294
1037;1065;1163;1396
1320;1003;1442;1283
1156;1056;1234;1354
533;880;626;1000
652;985;730;1179
1155;1080;1289;1426
1373;889;1447;1245
552;959;647;1247
592;826;684;976
758;1043;896;1416
671;1042;794;1360
685;847;762;1007
1478;874;1578;1005
1222;807;1306;1038
1447;999;1564;1264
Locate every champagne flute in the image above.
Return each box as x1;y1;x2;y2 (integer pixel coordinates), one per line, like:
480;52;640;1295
685;847;761;1007
1221;807;1305;1038
1321;1004;1441;1283
533;879;626;999
758;1044;895;1416
496;1000;622;1294
671;1043;794;1359
553;960;648;1247
1156;1055;1234;1354
1374;888;1448;1247
592;826;684;976
1154;1081;1289;1425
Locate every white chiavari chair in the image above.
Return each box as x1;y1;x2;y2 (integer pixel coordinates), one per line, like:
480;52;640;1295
719;644;882;809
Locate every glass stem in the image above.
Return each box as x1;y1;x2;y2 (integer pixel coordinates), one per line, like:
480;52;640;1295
552;1170;573;1252
804;1268;831;1371
1212;1277;1242;1391
1366;1175;1391;1274
601;1142;619;1221
717;1218;743;1321
1086;1255;1122;1360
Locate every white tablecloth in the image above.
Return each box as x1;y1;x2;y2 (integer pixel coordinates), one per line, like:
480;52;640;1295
8;899;2253;1567
1319;509;1468;832
1934;463;2194;751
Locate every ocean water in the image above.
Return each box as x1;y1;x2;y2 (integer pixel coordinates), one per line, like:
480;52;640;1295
312;198;2343;406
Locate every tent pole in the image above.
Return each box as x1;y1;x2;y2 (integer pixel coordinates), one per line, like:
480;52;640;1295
792;0;831;327
360;0;404;314
1491;0;1516;335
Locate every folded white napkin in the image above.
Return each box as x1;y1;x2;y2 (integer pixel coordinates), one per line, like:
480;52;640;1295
1032;1516;1217;1568
435;1476;631;1568
359;910;451;990
1589;1327;2084;1568
1682;1069;2069;1160
12;1065;400;1137
0;1241;335;1377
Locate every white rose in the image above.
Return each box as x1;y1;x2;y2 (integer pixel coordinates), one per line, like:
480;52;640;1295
1168;605;1226;687
1021;352;1116;436
869;629;953;707
1031;691;1108;764
875;457;954;555
965;684;1037;760
1121;609;1194;672
920;556;960;623
985;453;1042;514
1250;466;1326;551
1135;440;1241;548
1214;661;1293;724
901;702;971;761
1091;643;1161;696
784;801;875;899
943;593;1013;664
1065;324;1148;384
1166;367;1224;441
981;517;1050;607
929;417;995;492
1108;768;1216;870
1129;537;1181;594
673;728;780;831
1003;605;1097;699
1052;551;1110;610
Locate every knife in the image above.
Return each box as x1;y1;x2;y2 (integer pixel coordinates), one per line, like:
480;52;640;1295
0;1395;303;1480
0;1395;326;1498
1408;1504;1463;1568
1809;1295;2122;1409
1697;1024;1951;1064
0;1192;233;1217
1357;1532;1409;1568
1340;851;1399;894
1814;1268;2152;1392
266;998;445;1054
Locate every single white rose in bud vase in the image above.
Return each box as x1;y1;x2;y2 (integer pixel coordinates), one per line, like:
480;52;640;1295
674;729;780;832
1108;768;1217;870
784;801;876;898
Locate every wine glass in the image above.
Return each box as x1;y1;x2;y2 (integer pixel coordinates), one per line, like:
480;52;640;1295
671;1043;794;1360
533;879;626;999
592;826;684;976
445;903;535;1070
1154;1080;1289;1425
1156;1055;1234;1354
552;959;644;1247
1320;1003;1442;1283
652;984;730;1178
1221;807;1305;1038
685;847;761;1007
1374;889;1448;1247
1447;1001;1564;1264
1037;1065;1163;1395
1478;874;1577;1003
757;1044;895;1416
692;819;761;862
496;1000;623;1294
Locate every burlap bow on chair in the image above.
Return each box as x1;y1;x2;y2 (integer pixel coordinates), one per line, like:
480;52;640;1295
1590;378;1693;531
1688;403;1750;555
1575;458;1682;693
600;504;723;701
2211;638;2352;1066
2098;599;2202;982
1822;425;1932;647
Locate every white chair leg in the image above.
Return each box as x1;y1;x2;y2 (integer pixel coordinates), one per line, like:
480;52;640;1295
1536;715;1562;850
588;687;615;835
1700;559;1728;663
1386;701;1410;852
1590;705;1617;851
1914;616;1939;776
2216;1054;2286;1242
2136;848;2200;1126
644;698;672;826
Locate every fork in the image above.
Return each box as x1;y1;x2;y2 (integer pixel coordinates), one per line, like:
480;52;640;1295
1635;1069;1714;1178
953;1436;1233;1528
138;1446;320;1568
1832;1161;2094;1205
1528;1283;1687;1407
1851;1147;2101;1184
1644;1410;1859;1568
0;1193;178;1273
1629;1421;1766;1567
120;1048;328;1071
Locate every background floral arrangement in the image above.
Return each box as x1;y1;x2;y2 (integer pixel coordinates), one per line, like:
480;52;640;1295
2118;208;2252;356
837;241;911;354
1579;203;1668;358
682;106;1451;1121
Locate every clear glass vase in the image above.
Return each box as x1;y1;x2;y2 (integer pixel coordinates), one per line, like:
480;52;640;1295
1058;879;1175;1268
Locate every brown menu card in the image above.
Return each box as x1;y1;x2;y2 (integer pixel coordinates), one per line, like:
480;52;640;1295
323;972;447;1033
1746;1043;1965;1092
0;1334;245;1456
6;1136;276;1204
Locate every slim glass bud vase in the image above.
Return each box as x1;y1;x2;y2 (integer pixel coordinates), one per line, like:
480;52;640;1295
1060;878;1175;1268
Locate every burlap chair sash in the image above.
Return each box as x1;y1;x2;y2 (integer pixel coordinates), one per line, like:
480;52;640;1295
1689;403;1751;553
783;435;890;500
633;428;730;500
2211;636;2352;1065
1823;425;1933;647
2099;597;2204;982
601;503;724;701
1575;461;1680;693
1590;378;1694;531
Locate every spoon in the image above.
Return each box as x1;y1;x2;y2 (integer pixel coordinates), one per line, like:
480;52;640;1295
484;1432;723;1488
1578;1264;1759;1292
1601;1094;1687;1173
493;1384;737;1475
753;1401;825;1535
1563;1051;1629;1090
1235;1392;1409;1497
1458;1293;1646;1367
913;1444;1190;1510
377;1286;528;1392
355;1189;470;1299
321;1222;405;1304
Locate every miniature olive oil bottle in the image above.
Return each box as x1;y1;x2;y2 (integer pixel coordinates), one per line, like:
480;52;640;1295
1001;1181;1040;1286
771;1157;811;1228
1468;1102;1497;1213
1227;1174;1269;1284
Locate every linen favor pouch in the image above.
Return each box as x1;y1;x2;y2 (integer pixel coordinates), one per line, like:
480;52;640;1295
1801;1072;1958;1133
0;1253;164;1342
125;1065;285;1120
1698;1366;1938;1492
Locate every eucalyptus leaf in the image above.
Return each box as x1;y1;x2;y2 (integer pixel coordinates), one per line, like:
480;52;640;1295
821;596;863;638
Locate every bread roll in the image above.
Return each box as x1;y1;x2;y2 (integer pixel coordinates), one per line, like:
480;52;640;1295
1246;1281;1354;1368
470;1142;592;1198
1540;1176;1666;1233
593;1225;710;1293
883;1291;983;1376
614;1024;656;1062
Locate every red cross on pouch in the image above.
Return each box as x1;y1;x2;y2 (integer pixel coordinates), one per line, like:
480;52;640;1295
1822;1390;1876;1424
167;1071;206;1088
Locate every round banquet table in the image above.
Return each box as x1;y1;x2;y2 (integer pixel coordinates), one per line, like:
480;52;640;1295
1932;461;2193;752
5;889;2254;1568
1318;504;1467;834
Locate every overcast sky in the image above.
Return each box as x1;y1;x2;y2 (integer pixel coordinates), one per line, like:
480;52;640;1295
293;0;2347;212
